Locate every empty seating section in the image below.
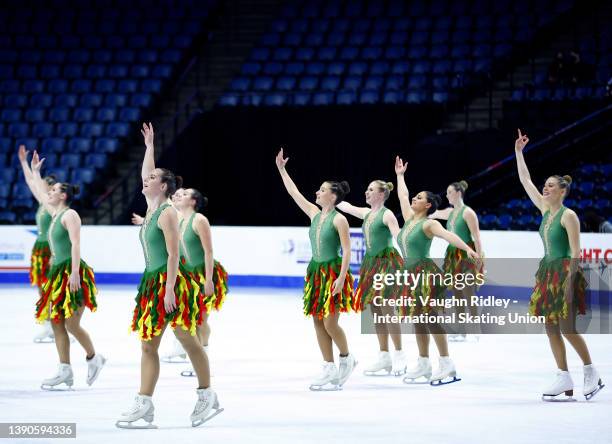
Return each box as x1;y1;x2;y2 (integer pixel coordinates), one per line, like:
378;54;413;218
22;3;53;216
479;163;611;230
0;0;215;222
219;0;575;107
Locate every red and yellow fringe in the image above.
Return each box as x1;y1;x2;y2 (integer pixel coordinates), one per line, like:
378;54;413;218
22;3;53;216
30;240;51;290
131;263;201;341
303;257;354;319
353;247;404;312
442;241;484;282
529;258;587;323
35;259;97;323
398;259;447;316
187;260;229;314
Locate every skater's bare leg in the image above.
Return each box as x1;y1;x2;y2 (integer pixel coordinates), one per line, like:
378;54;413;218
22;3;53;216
140;325;166;396
545;321;568;371
313;316;333;361
175;327;210;388
51;321;70;364
64;307;95;358
323;313;349;355
197;313;211;347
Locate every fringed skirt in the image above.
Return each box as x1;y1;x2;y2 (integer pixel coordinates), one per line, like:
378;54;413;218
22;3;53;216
529;258;587;323
303;257;354;319
398;258;447;316
352;247;404;312
30;240;51;290
131;263;201;341
442;242;484;290
35;259;97;323
184;259;228;313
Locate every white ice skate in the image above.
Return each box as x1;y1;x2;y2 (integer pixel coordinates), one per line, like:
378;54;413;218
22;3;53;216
542;370;576;402
337;354;357;386
583;365;605;401
402;356;432;384
430;357;461;386
363;351;392;376
41;363;73;390
161;338;187;363
33;321;54;343
116;394;157;429
86;354;106;386
191;388;224;427
391;350;407;376
309;362;341;391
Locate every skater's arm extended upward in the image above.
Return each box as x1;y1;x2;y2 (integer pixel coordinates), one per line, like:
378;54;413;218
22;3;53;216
141;122;156;182
275;148;319;219
514;129;545;213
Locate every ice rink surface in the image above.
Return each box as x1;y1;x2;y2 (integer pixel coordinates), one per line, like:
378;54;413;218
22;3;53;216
0;284;610;444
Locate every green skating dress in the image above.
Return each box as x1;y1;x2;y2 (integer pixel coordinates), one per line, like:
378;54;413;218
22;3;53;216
442;205;483;280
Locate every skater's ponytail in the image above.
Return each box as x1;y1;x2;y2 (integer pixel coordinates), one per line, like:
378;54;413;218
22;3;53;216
450;180;468;198
189;188;208;212
59;182;80;204
327;180;350;204
424;191;442;215
553;175;572;198
159;168;182;198
374;180;394;201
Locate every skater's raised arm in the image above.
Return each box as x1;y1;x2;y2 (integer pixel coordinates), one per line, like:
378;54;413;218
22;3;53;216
425;219;479;260
429;207;453;220
514;129;544;212
18;145;46;203
158;207;180;314
275;148;319;219
141;122;156;182
63;207;82;293
395;156;414;221
194;214;215;297
336;200;370;219
463;208;483;257
30;151;55;214
332;214;351;295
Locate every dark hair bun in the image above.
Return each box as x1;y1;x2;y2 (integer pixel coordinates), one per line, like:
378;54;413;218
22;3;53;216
339;180;350;195
176;175;184;189
71;184;80;195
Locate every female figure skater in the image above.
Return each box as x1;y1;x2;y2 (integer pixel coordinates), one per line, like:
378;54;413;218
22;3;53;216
29;152;105;390
175;187;229;377
116;123;222;429
430;180;484;341
514;129;604;401
336;181;406;376
275;148;357;391
394;156;478;385
18;145;56;343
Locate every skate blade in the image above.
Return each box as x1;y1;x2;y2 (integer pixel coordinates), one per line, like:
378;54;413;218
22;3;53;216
191;407;224;427
392;368;407;377
585;383;605;401
309;384;342;391
41;384;73;391
115;420;158;429
430;376;461;386
542;395;576;402
180;371;195;377
34;337;55;344
363;368;392;377
161;356;188;364
403;376;431;385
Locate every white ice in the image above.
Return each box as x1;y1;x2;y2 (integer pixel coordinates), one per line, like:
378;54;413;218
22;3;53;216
0;284;610;444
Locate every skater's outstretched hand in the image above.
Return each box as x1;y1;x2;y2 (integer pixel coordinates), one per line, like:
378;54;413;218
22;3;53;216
141;122;154;148
131;213;144;225
31;151;45;172
275;147;289;170
18;144;28;163
514;129;529;152
331;276;345;296
69;270;81;293
164;287;177;313
394;156;408;175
